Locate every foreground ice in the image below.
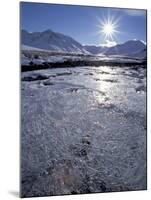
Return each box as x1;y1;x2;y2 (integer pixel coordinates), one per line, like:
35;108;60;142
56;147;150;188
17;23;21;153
21;65;146;197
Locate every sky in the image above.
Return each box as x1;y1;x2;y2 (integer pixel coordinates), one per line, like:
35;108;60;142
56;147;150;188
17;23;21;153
20;2;147;46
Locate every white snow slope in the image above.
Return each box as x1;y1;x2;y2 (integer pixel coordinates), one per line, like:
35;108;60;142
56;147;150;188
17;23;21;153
21;29;88;54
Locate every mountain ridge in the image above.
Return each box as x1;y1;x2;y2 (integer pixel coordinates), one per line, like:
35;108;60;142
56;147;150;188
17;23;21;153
21;29;146;59
21;29;89;54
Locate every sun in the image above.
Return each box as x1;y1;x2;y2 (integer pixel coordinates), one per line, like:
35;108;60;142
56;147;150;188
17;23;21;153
102;23;115;37
101;19;118;40
97;12;121;41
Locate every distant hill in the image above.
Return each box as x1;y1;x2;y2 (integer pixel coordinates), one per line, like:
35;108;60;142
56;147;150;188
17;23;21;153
84;45;108;55
105;40;146;56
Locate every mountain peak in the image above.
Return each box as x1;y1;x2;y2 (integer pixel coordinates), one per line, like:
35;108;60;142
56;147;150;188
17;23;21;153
21;29;87;54
42;29;53;34
125;39;145;44
105;39;146;56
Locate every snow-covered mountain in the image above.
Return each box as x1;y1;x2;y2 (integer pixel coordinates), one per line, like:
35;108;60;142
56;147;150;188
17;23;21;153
84;45;109;55
127;48;146;59
21;29;88;54
84;40;146;59
21;29;146;59
105;40;146;56
21;44;49;52
84;40;146;56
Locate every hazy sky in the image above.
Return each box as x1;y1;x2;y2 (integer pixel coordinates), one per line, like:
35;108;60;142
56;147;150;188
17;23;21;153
20;2;147;46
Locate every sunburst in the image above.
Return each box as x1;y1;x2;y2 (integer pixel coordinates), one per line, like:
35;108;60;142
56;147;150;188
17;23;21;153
97;11;121;42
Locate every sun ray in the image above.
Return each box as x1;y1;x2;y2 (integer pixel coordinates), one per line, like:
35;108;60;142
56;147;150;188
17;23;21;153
96;11;122;46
